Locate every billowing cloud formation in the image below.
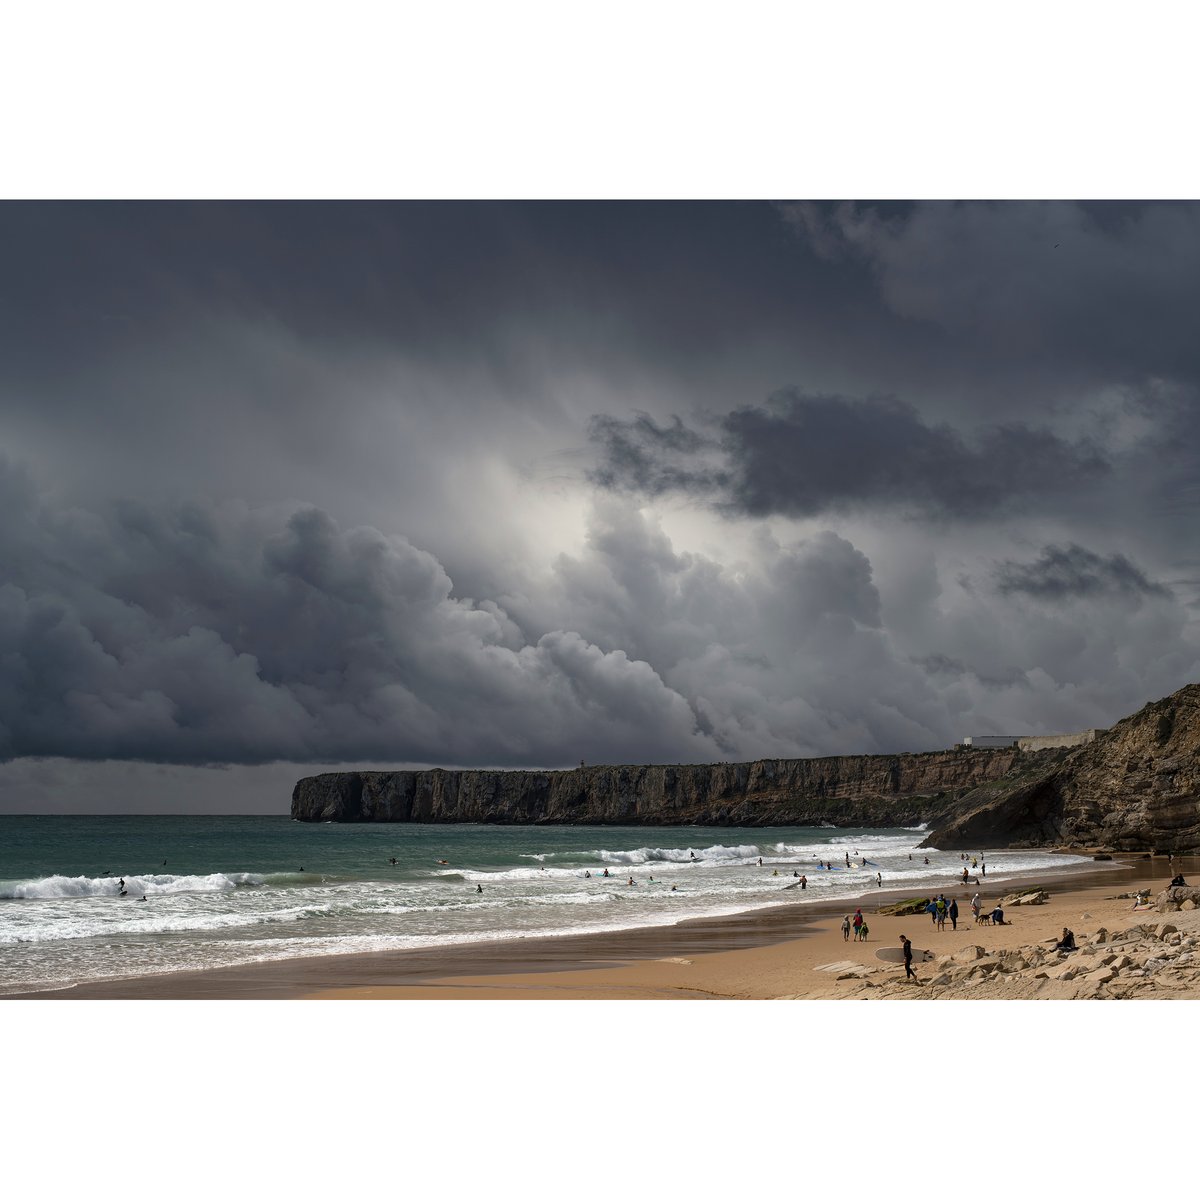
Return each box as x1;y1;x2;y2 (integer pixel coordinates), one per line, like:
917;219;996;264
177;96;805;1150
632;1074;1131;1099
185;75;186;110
0;455;1196;772
994;544;1171;601
0;462;713;765
590;391;1109;518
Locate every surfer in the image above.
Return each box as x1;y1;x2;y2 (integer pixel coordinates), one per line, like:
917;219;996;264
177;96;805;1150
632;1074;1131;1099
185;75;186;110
602;868;609;877
118;878;125;888
772;868;779;876
758;857;763;867
924;857;929;865
628;876;635;886
584;870;591;878
476;884;483;894
671;885;678;891
800;875;807;890
845;853;850;867
138;895;147;902
900;935;915;979
689;851;696;861
876;872;882;887
437;859;449;865
389;857;398;865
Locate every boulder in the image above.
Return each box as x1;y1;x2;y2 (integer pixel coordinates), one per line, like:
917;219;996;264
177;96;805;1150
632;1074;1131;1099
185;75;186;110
1156;886;1200;912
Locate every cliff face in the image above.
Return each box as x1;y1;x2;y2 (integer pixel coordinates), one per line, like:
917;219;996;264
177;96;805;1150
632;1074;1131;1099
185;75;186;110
924;685;1200;852
291;749;1034;828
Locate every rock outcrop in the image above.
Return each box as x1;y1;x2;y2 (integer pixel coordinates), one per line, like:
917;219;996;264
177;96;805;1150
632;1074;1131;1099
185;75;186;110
922;684;1200;852
820;908;1200;1000
290;749;1034;827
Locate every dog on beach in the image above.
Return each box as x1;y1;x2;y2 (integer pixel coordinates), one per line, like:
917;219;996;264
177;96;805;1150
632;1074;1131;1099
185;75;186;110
974;910;992;926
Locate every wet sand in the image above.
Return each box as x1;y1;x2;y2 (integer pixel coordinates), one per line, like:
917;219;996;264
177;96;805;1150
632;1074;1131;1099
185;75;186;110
11;851;1183;999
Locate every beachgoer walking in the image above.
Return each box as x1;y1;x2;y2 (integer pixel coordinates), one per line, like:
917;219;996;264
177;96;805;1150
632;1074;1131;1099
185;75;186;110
971;892;981;921
842;915;851;941
948;898;958;930
852;909;864;940
900;935;915;979
926;897;937;923
876;872;882;887
981;861;986;877
859;922;868;941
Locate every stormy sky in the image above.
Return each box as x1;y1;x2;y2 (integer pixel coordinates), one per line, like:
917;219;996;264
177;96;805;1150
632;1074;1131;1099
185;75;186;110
3;199;1200;811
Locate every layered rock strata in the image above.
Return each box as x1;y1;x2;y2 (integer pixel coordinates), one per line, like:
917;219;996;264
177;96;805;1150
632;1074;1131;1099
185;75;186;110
923;685;1200;852
290;749;1034;827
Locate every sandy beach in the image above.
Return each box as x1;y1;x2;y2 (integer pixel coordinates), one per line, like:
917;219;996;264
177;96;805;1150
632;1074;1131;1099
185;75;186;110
13;852;1197;1000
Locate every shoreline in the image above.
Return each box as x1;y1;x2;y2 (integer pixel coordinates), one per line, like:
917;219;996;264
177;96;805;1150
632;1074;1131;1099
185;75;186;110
10;850;1181;1000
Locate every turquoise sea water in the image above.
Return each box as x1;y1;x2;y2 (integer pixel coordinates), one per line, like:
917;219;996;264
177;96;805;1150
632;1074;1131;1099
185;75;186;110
0;815;1092;994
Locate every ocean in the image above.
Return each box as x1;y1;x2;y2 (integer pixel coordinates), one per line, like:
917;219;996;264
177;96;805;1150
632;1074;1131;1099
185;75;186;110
0;815;1093;995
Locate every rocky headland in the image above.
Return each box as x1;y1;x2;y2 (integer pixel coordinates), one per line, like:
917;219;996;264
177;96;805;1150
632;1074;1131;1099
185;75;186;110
291;682;1200;852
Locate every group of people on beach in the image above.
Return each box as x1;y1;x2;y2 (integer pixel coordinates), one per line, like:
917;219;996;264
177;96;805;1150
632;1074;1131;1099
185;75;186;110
841;909;869;942
926;894;959;930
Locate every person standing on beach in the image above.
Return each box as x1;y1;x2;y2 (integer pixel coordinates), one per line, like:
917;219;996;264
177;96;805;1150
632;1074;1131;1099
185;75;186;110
948;898;959;930
876;872;882;887
935;895;947;931
852;909;864;939
842;914;851;941
900;935;915;979
971;892;981;921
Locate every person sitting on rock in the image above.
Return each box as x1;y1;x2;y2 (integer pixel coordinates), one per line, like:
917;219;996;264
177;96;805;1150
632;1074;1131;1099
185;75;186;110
1170;874;1186;887
1054;927;1076;952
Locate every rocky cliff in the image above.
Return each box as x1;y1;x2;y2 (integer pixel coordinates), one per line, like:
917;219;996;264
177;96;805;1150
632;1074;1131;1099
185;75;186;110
923;684;1200;852
291;748;1041;828
291;684;1200;849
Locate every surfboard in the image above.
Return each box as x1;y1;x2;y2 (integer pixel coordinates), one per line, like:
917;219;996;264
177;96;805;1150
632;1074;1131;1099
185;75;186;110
875;946;936;964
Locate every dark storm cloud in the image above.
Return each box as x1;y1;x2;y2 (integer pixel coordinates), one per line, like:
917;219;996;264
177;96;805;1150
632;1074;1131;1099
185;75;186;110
994;544;1171;601
590;390;1110;519
587;412;726;496
0;463;716;766
782;200;1200;386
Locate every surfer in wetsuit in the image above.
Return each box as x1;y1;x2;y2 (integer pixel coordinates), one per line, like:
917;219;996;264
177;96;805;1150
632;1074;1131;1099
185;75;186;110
901;935;915;979
800;875;807;890
138;895;147;902
602;868;609;877
476;884;483;894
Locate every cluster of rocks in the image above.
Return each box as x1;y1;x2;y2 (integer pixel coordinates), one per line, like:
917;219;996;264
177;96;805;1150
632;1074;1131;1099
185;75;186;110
820;887;1200;1000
